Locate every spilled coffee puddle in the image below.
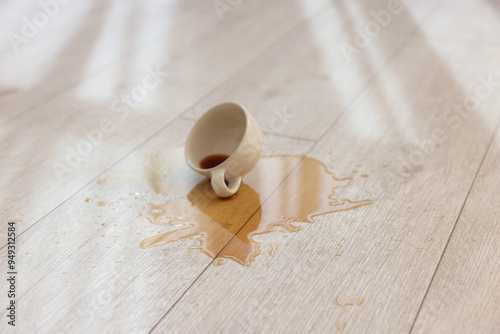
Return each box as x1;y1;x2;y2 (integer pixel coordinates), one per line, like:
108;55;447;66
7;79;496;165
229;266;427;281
141;155;372;265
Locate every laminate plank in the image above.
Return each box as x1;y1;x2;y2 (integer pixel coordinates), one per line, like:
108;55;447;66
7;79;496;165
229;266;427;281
418;0;500;45
0;118;315;333
2;0;500;333
1;0;327;243
0;0;207;124
151;32;500;334
411;127;500;333
184;0;432;141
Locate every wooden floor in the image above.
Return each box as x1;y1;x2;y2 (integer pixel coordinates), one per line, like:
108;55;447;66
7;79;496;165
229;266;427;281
1;0;500;333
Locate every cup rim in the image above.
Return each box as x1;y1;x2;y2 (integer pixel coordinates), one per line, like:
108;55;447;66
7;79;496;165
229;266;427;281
185;102;249;172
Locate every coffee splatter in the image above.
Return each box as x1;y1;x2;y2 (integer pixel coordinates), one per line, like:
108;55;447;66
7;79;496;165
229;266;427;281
141;155;372;266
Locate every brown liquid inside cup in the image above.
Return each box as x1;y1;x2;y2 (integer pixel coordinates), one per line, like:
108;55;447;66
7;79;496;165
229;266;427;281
199;154;229;169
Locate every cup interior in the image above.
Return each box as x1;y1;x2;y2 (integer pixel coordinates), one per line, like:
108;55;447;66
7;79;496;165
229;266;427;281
186;103;247;170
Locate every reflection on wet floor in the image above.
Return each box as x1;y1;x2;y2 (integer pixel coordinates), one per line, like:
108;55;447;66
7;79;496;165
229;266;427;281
141;155;372;265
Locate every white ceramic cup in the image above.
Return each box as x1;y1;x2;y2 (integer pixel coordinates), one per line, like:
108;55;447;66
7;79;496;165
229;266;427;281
185;102;262;198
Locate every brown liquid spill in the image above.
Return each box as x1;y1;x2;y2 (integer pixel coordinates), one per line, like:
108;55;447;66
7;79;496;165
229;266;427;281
141;155;372;266
199;154;229;169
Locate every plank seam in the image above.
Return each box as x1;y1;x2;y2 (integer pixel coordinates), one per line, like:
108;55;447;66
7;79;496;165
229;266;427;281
409;116;500;333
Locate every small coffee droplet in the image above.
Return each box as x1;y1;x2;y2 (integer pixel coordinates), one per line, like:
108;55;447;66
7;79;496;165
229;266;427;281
336;296;364;306
199;154;229;169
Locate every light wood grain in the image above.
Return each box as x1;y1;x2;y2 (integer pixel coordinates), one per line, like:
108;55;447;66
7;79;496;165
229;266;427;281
1;0;500;333
0;0;204;124
184;1;421;140
1;0;326;243
0;118;315;333
151;19;500;334
412;127;500;333
418;0;500;45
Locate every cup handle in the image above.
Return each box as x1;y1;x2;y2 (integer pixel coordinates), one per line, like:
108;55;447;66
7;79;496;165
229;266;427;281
211;168;241;198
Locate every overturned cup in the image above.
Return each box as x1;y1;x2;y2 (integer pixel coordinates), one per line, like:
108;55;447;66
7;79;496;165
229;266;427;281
185;102;262;198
